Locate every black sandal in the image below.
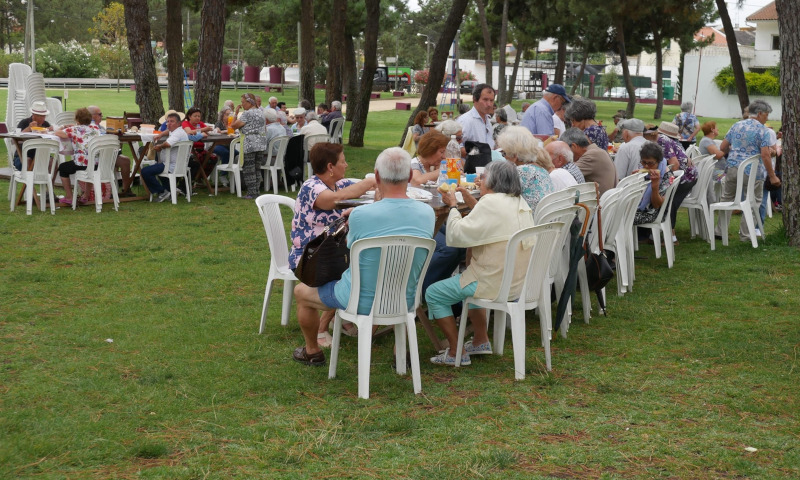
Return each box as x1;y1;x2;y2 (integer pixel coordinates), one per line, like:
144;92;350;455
293;347;326;367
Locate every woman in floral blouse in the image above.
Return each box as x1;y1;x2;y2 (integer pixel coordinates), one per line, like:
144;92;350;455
230;93;266;199
634;142;674;226
55;107;101;205
565;97;609;152
495;126;554;214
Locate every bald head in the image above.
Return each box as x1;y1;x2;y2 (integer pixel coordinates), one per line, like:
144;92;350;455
545;141;573;168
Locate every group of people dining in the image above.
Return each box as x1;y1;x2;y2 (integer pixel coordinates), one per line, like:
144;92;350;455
286;84;782;371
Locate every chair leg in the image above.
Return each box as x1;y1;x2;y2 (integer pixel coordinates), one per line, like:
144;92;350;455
328;312;342;380
234;170;242;197
454;307;470;367
72;176;79;210
281;279;295;326
663;222;675;268
110;180;119;211
93;181;102;213
185;174;192;202
509;307;526;380
25;180;33;215
357;320;373;399
47;181;55;215
394;323;407;375
406;315;422;395
271;169;279;195
538;300;553;372
259;275;275;334
169;177;177;204
214;168;219;196
492;309;506;356
741;201;757;248
708;209;717;250
652;226;662;259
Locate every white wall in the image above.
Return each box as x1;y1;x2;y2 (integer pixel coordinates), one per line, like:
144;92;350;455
682;45;781;120
753;20;779;68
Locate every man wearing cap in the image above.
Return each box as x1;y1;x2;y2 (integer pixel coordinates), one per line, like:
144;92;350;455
456;83;496;148
561;128;617;195
520;84;571;136
87;105;136;197
613;118;647;181
12;101;53;171
291;107;307;135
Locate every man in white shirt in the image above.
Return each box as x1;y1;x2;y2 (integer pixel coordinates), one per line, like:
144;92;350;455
142;112;190;202
613;118;647;181
456;83;496;148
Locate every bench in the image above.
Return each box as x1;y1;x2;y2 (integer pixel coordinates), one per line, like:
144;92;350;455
370;93;381;99
392;91;405;97
264;86;283;93
396;102;411;110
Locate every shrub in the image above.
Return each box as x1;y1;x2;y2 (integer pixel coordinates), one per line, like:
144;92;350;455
94;43;133;79
458;70;477;82
0;52;24;77
713;65;781;96
36;41;101;78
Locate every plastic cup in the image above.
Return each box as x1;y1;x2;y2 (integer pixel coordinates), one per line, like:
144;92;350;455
465;173;477;183
475;167;485;175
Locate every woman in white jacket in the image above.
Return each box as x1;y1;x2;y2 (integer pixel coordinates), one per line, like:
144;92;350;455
426;160;535;366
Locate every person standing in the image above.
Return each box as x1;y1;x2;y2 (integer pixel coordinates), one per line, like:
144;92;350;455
673;102;701;150
520;84;571;136
456;83;496;148
230;93;268;199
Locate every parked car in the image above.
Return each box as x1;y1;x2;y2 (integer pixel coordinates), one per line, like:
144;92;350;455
460;80;479;95
635;88;657;99
603;87;629;99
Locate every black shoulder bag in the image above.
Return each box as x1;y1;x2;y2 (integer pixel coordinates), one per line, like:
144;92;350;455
295;216;350;287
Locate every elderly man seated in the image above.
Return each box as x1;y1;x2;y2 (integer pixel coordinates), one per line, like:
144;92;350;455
292;147;435;366
560;127;617;195
322;100;343;130
545;140;585;185
613;118;647;181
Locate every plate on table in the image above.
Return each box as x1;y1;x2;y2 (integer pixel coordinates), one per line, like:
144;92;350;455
407;187;433;201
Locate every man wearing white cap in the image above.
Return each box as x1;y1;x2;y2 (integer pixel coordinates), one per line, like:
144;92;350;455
12;101;53;171
291;107;307;135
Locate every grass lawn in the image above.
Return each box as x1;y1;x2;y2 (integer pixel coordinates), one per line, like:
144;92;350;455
1;89;798;478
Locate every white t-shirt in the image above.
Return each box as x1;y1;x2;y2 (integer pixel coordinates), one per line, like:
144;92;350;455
550;167;578;191
552;113;566;136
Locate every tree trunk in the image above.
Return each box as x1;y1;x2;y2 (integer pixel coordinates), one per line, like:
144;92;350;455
776;0;799;246
496;0;509;101
554;38;566;84
194;0;225;124
570;44;589;96
504;43;523;104
343;33;358;121
300;0;316;105
653;30;663;119
325;0;346;103
615;20;636;118
400;0;469;145
166;0;184;112
124;0;164;124
475;0;493;88
347;0;380;147
715;0;749;111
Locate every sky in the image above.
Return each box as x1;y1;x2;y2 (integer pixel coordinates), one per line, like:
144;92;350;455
406;0;775;28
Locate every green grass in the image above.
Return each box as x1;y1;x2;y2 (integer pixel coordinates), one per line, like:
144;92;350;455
1;89;799;478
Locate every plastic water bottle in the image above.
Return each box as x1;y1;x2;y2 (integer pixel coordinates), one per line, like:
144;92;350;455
446;135;461;168
437;160;448;186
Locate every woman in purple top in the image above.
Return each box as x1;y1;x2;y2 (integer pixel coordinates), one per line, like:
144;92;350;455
565;97;609;152
289;143;377;347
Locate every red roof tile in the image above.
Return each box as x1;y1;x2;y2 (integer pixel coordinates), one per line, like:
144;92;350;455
746;2;777;21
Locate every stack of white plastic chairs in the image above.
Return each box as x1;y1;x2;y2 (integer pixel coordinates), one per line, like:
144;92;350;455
5;63;34;169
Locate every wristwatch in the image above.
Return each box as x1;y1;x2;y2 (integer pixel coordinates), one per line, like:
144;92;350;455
449;205;458;210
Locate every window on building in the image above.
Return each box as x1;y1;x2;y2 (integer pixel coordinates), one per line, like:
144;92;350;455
772;35;780;50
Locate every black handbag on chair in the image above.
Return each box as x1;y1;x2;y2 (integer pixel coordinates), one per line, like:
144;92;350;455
295;216;350;287
463;141;492;173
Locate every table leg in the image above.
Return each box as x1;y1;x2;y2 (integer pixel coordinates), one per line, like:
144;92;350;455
192;151;214;193
126;140;151;198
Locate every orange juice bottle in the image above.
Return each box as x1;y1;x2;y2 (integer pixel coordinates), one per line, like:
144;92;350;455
226;114;234;134
446;158;460;184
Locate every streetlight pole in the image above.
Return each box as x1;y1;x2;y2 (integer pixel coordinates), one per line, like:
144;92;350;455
395;20;412;92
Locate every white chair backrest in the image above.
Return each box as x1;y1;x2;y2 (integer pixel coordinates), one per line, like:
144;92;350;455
55;111;76;126
165;140;194;175
535;205;583;280
682;154;716;205
345;236;436;319
731;155;761;206
328;117;344;143
21;138;59;180
229;135;244;166
84;135;121;182
304;133;329;152
685;144;700;159
652;170;685;223
502;105;518;123
534;183;598;225
256;195;296;271
616;171;648;190
267;135;289;168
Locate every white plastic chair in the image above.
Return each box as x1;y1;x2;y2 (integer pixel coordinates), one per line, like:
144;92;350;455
303;134;330;181
709;155;763;249
328;235;436;399
685;144;700;159
255;194;298;332
328;117;344;144
614;173;648;295
54;111;76;126
150;140;193;204
9;138;60;215
72;135;121;213
260;135;290;194
453;222;564;378
214;135;243;197
633;170;685;268
679;155;716;241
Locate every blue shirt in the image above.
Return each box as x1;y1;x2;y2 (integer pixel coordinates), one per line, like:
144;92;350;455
520;98;554;135
334;198;435;315
456;107;494;148
725;118;770;180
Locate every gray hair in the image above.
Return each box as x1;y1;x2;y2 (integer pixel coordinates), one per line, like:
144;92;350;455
268;96;278;103
565;97;596;122
549;141;574;163
496;126;550;166
458;103;471;115
560;127;590;148
521;102;531;110
224;100;235;110
277;111;288;125
747;100;772;116
331;100;342;111
87;105;100;116
680;101;693;113
495;108;507;122
484;159;522;196
436;119;462;137
305;111;319;122
264;108;278;123
375;147;412;184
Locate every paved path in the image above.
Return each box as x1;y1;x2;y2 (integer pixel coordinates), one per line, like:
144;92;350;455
345;94;474;113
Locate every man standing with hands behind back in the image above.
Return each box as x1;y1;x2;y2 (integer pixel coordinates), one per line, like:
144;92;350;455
457;83;496;148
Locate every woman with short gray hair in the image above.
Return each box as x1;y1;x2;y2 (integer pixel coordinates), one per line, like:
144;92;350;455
496;126;554;213
673;101;700;149
426;159;535;367
565;97;609;151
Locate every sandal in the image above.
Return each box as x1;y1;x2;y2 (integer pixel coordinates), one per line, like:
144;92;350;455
317;331;333;348
292;346;326;366
342;322;359;337
58;197;72;206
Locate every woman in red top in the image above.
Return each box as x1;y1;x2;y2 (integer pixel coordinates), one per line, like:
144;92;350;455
181;107;217;184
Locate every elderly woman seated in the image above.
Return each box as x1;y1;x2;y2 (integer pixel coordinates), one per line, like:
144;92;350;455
495;126;554;213
565;97;609;151
411;111;430;146
426;160;535;366
410;131;449;185
634;141;673;226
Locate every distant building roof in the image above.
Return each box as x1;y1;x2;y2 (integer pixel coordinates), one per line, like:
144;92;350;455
694;27;727;46
734;30;755;46
746;2;777;21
